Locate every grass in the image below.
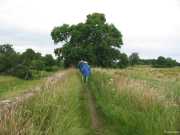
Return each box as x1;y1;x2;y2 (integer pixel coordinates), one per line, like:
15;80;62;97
87;67;180;135
1;67;180;135
0;71;53;99
0;69;92;135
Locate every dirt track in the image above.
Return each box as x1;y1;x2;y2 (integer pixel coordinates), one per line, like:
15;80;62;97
84;85;103;135
0;70;104;134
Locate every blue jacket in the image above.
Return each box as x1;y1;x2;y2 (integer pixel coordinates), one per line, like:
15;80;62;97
79;63;91;77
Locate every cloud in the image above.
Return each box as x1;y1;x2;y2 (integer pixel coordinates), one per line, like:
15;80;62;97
0;23;55;55
0;0;180;61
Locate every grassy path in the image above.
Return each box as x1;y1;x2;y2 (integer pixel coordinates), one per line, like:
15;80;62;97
84;85;103;135
1;68;179;135
84;80;119;135
0;69;118;135
0;69;93;135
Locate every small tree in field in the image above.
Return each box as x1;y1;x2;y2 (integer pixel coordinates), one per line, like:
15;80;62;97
51;13;123;67
129;52;140;66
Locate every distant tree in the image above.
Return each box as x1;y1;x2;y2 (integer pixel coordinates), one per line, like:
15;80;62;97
0;44;15;54
156;56;166;66
21;48;36;66
166;58;177;67
31;59;45;70
153;56;177;68
51;13;123;67
177;62;180;66
43;54;55;67
10;64;32;80
139;59;156;65
117;53;129;68
34;52;42;60
0;44;21;73
0;44;60;79
129;52;140;66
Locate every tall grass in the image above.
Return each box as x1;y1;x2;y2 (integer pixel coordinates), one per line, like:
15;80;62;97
0;76;44;99
87;69;180;135
1;67;179;135
0;70;92;135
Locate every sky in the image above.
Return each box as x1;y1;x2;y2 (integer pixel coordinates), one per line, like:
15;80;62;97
0;0;180;61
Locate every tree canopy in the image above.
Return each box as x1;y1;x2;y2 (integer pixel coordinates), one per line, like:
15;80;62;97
0;44;59;79
51;13;123;67
153;56;177;68
129;52;140;66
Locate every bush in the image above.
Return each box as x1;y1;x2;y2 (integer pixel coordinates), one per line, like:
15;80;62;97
10;65;32;80
129;52;140;66
117;53;129;68
31;59;45;70
31;70;52;79
153;56;177;68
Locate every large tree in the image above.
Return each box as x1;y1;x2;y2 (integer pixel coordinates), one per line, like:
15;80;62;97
51;13;123;67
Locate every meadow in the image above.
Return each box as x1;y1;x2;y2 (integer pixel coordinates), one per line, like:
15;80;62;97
0;67;180;135
0;71;52;99
88;66;180;135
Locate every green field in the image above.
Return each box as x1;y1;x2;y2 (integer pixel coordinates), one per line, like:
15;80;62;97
0;67;180;135
0;71;53;99
0;76;42;99
88;67;180;135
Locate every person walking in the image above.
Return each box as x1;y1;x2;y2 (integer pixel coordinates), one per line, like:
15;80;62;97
78;60;91;83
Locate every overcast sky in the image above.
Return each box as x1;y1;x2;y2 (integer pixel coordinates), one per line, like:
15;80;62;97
0;0;180;61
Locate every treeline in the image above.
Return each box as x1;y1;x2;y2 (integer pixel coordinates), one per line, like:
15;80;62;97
0;44;62;80
128;52;179;68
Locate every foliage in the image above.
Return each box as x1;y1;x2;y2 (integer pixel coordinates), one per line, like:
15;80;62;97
21;48;36;66
43;54;56;71
117;53;129;68
129;52;140;65
31;59;45;70
9;64;32;80
0;44;60;79
0;44;21;73
139;59;156;65
0;44;15;54
51;13;123;67
153;56;177;68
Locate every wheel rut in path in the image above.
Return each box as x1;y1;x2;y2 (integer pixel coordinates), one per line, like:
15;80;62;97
84;86;103;135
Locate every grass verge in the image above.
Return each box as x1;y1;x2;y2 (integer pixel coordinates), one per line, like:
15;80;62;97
0;71;53;99
0;70;92;135
87;69;180;135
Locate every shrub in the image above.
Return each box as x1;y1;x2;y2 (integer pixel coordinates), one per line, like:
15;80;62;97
117;53;129;68
153;56;177;68
129;52;140;66
10;65;32;80
31;59;45;70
